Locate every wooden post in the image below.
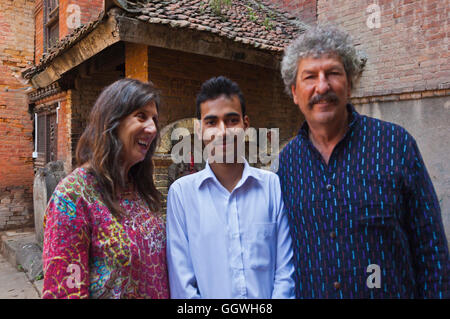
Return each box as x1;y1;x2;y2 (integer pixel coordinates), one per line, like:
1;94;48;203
125;42;149;82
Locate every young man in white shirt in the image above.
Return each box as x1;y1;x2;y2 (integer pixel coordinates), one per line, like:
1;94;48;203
166;76;295;299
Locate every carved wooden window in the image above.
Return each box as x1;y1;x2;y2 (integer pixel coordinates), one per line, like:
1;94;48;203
36;111;58;166
44;0;59;52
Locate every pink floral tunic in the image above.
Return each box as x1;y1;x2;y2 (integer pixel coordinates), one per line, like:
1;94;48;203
42;167;169;298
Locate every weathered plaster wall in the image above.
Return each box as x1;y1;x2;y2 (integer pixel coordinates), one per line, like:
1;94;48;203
355;95;450;246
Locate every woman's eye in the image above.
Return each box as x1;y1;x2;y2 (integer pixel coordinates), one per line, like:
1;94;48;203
136;112;146;120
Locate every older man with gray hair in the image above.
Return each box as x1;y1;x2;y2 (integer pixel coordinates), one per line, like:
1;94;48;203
277;25;449;298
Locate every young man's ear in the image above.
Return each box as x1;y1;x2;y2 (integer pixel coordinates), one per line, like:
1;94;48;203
243;115;250;130
194;119;202;136
194;118;202;140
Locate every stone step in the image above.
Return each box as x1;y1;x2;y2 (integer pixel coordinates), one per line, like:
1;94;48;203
0;228;43;297
0;254;40;299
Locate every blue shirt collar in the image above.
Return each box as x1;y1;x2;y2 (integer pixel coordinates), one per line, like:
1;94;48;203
196;158;263;190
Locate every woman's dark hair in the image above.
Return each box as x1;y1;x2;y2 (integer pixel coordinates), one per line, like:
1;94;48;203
196;76;246;119
76;78;162;217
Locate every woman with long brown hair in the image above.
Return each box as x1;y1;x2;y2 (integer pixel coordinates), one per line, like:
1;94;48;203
42;78;169;298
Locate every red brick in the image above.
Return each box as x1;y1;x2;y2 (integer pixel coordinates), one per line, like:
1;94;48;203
0;0;35;230
314;0;446;97
270;0;317;24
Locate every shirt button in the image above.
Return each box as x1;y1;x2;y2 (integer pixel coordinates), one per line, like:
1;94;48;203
326;184;333;191
333;281;341;290
330;231;336;239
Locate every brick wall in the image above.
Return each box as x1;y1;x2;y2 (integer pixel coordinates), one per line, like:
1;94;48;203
34;0;44;65
69;73;119;168
269;0;317;24
317;0;449;97
35;0;104;64
0;0;35;230
59;0;103;39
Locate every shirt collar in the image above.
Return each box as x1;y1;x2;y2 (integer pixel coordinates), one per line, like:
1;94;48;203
195;158;263;190
298;103;360;138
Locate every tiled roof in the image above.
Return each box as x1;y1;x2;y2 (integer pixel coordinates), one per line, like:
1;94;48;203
23;0;306;79
130;0;305;50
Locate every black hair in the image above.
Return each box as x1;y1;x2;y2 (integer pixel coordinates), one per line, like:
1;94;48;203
195;76;246;119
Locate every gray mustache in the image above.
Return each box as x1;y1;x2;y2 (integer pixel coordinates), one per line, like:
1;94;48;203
308;92;339;108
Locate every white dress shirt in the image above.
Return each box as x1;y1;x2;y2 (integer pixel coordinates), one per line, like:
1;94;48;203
166;160;295;299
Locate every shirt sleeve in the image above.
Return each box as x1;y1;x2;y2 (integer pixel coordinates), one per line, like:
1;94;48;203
271;174;296;299
402;134;450;298
166;182;201;299
42;180;90;299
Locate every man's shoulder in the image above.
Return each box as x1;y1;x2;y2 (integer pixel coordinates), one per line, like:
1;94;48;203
248;165;280;183
279;135;304;158
169;169;205;192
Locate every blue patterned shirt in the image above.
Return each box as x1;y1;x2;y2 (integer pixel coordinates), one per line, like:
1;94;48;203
277;104;449;298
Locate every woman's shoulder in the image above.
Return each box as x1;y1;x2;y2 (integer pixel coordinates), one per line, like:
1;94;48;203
45;167;98;226
52;167;98;203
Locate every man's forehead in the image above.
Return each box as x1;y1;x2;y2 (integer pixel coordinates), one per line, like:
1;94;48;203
298;54;345;70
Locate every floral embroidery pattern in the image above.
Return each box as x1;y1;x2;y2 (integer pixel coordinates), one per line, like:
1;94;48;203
42;168;169;299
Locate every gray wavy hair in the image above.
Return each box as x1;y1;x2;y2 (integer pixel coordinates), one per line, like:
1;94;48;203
281;25;364;97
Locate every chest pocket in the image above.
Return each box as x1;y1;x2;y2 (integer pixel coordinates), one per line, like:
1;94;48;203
354;172;401;210
357;214;397;228
247;223;276;270
352;172;403;231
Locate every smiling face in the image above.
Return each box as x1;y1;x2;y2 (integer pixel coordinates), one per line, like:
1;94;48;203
117;101;158;174
291;55;351;129
199;94;249;163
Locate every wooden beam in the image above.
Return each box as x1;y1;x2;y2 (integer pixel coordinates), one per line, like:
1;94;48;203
116;16;279;70
30;14;121;88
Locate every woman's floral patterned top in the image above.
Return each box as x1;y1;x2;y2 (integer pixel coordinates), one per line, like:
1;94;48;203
42;167;169;299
